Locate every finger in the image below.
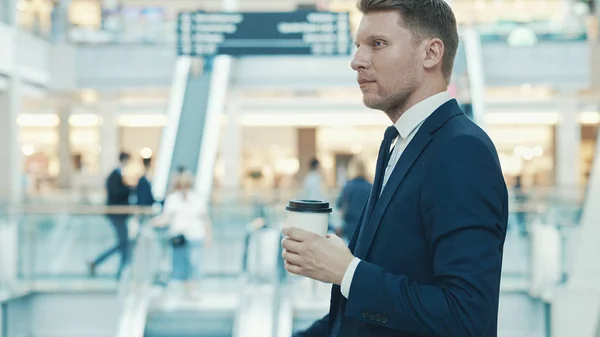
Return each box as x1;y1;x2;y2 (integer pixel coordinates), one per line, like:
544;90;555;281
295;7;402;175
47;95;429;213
284;261;303;275
281;237;303;253
282;250;304;266
283;227;315;242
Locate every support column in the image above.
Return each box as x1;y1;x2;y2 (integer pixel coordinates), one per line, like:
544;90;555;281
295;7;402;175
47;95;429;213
50;0;71;43
0;91;21;202
57;107;72;189
588;18;600;90
100;107;119;176
552;122;600;336
0;86;21;290
220;105;241;193
0;0;21;203
555;93;581;189
0;0;20;289
297;128;317;181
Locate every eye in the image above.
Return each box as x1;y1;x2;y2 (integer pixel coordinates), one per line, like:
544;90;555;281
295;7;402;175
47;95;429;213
373;40;385;48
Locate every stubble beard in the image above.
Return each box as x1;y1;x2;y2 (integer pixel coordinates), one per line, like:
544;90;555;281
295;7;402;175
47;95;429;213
363;86;414;122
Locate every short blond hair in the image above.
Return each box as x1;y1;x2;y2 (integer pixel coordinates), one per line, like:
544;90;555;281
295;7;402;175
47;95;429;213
347;158;368;180
173;171;194;191
357;0;459;84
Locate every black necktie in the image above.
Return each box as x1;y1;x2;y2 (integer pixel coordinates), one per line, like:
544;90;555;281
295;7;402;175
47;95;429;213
355;126;399;250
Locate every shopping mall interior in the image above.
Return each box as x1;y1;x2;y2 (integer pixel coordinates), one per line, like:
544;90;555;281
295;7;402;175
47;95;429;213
1;0;600;336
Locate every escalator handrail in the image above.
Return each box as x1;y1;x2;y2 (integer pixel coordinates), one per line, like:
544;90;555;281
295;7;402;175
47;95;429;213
153;56;193;200
114;221;161;337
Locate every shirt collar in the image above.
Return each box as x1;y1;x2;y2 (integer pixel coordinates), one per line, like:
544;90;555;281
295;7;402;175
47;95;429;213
393;91;453;139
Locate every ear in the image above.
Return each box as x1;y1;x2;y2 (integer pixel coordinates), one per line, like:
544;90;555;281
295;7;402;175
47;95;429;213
423;38;444;70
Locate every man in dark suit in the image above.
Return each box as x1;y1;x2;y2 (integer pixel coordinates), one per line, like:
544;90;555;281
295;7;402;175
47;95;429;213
282;1;508;336
136;157;155;207
90;151;132;279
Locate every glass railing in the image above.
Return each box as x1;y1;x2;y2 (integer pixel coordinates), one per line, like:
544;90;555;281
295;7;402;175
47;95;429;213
0;187;588;337
1;200;270;287
7;205;155;284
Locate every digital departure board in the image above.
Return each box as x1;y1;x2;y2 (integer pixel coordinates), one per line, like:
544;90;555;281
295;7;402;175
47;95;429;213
177;11;353;56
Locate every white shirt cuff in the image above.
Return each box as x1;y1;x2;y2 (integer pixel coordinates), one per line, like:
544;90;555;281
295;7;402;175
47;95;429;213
341;257;361;299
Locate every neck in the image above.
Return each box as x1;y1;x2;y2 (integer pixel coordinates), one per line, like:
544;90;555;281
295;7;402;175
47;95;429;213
386;80;447;123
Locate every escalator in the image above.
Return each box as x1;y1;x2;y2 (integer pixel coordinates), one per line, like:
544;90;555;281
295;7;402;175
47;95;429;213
154;56;231;201
144;304;235;337
166;71;212;181
114;227;237;337
153;57;212;200
114;225;285;337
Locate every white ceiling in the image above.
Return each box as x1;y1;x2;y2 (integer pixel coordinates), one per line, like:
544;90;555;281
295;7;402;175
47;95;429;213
115;0;573;22
118;0;321;14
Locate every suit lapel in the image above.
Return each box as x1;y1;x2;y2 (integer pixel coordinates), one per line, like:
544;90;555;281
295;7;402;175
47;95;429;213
353;99;463;259
353;129;432;258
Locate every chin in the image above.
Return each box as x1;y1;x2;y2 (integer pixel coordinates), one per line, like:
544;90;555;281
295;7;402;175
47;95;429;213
362;95;385;111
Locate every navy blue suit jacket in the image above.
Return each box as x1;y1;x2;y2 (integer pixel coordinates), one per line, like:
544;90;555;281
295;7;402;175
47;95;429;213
136;175;155;206
296;99;508;337
336;177;373;240
106;169;130;206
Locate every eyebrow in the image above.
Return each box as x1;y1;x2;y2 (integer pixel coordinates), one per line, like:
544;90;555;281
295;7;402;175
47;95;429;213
354;34;390;46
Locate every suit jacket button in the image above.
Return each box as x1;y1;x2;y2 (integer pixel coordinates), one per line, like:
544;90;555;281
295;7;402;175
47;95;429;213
362;312;369;319
382;317;388;324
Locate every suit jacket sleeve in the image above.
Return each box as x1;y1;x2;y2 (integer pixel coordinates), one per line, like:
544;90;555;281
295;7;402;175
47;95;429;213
136;177;155;205
108;171;130;198
293;314;329;337
344;135;507;337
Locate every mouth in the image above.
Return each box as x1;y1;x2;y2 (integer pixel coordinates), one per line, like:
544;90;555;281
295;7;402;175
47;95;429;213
358;79;375;89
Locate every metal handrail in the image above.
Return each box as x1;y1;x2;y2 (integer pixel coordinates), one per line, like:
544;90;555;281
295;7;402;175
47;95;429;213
114;220;157;337
1;205;157;216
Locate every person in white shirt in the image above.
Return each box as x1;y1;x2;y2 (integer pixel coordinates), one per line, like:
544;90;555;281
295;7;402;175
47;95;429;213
302;158;327;201
153;172;213;297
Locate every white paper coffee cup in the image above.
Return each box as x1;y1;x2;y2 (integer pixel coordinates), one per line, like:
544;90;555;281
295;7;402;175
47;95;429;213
285;200;332;237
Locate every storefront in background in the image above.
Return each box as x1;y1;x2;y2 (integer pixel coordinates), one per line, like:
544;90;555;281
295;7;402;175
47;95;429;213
581;122;599;186
17;112;165;194
486;123;555;188
228;104;600;198
228;123;387;200
484;108;600;190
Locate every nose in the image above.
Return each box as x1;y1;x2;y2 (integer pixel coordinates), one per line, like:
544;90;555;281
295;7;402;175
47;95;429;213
351;46;369;71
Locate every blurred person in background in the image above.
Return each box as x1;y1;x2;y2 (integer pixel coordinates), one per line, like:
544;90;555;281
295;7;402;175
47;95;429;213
136;157;156;207
71;153;91;204
302;158;327;201
303;157;336;234
512;174;527;234
153;172;213;298
89;151;132;280
335;158;372;242
167;165;188;196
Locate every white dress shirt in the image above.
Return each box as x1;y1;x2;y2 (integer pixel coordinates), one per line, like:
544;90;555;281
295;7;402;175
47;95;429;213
341;91;453;299
163;190;208;241
302;170;326;200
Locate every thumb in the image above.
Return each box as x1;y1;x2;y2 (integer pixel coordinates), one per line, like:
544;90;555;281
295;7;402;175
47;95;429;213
326;233;343;242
